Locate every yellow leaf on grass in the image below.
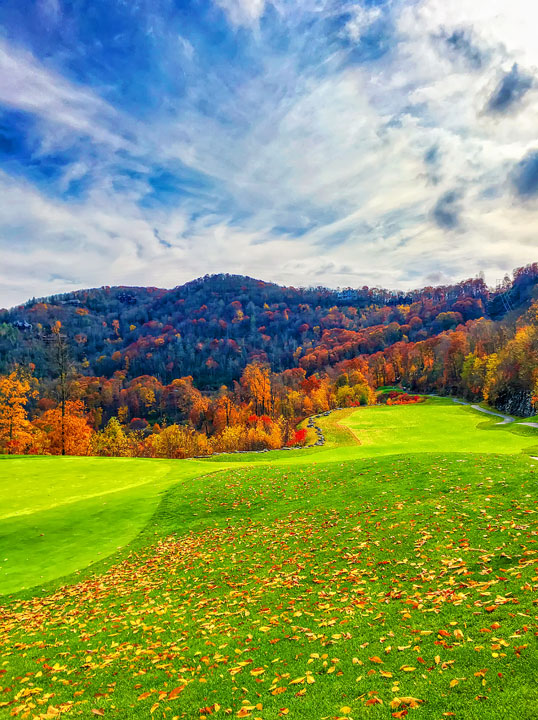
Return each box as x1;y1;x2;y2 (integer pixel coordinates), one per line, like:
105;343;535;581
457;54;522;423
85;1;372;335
391;697;423;709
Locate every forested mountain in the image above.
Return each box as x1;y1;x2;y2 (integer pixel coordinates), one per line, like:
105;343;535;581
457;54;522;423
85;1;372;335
1;264;538;459
0;271;503;386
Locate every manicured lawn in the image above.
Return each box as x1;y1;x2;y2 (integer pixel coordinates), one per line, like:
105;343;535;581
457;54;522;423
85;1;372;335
0;410;360;596
1;400;538;718
338;399;538;457
2;400;537;596
0;457;224;595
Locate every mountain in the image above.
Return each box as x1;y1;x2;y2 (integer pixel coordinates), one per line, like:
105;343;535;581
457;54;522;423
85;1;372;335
2;264;538;463
0;270;509;386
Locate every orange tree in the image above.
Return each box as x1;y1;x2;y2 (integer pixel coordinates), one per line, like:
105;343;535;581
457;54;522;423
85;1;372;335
0;368;38;454
34;400;93;456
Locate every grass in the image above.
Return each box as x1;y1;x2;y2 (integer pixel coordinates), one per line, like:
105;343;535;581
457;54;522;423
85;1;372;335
0;457;226;595
2;399;537;596
1;400;538;718
338;399;538;457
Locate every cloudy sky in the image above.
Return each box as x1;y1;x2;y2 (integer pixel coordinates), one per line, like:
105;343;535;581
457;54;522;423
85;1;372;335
0;0;537;307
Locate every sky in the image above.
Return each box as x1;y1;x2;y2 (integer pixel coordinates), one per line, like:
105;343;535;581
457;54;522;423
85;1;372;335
0;0;537;307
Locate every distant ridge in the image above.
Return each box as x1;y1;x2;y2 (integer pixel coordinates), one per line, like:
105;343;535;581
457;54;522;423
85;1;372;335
1;263;538;392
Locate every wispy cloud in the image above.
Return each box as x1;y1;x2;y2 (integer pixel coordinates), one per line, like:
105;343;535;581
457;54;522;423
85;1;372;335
0;0;538;306
0;40;126;149
214;0;268;27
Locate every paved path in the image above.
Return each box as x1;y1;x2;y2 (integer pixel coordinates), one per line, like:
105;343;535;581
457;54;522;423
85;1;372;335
468;404;514;424
434;394;538;428
456;399;538;428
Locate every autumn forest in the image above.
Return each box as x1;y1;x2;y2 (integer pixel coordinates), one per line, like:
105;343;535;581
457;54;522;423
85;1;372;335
2;265;538;459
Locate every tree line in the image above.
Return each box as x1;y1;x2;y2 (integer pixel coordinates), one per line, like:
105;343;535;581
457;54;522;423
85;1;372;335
2;266;538;458
0;347;374;457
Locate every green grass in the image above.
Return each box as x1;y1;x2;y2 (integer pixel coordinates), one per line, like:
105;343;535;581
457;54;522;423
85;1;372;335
0;457;227;595
1;400;538;718
338;399;538;457
2;400;537;596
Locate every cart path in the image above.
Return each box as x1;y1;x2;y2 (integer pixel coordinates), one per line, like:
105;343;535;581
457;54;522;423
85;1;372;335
451;398;538;427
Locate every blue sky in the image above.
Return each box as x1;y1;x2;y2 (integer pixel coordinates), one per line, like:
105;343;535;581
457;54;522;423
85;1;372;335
0;0;537;306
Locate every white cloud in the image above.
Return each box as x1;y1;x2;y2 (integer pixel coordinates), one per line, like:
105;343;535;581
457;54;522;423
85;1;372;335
401;0;538;67
0;39;128;150
1;1;538;307
344;4;382;41
214;0;268;27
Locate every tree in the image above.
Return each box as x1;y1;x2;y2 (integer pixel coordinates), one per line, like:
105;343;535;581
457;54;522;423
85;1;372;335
146;424;211;458
0;369;37;454
215;424;246;453
47;322;72;456
35;400;93;456
241;363;272;416
91;417;131;457
212;386;237;432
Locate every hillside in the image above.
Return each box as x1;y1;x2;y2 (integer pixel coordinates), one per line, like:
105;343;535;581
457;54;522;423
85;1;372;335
1;401;538;718
0;272;496;386
3;267;538;391
2;264;538;461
